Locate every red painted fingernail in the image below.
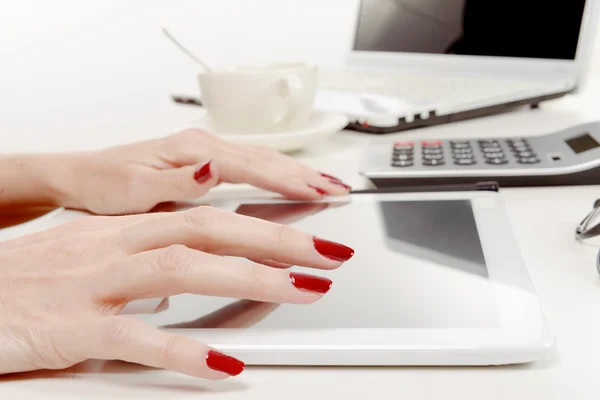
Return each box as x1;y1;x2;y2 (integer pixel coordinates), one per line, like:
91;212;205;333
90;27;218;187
320;172;341;181
206;350;245;376
194;161;212;184
313;237;355;262
329;179;352;190
309;185;327;195
289;272;332;294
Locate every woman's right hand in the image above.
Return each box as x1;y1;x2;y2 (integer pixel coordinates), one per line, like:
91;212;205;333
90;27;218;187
0;206;354;379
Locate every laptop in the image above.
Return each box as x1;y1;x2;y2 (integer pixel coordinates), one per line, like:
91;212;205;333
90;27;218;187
316;0;599;134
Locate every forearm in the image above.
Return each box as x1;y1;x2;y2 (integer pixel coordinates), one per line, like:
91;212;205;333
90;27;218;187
0;153;78;208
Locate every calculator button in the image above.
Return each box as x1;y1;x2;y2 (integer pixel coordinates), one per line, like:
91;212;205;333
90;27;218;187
507;139;529;147
512;145;531;153
422;149;442;156
422;146;443;153
394;141;414;150
517;157;540;164
423;153;444;161
480;146;501;151
454;158;476;166
423;159;445;166
393;154;413;161
480;141;501;147
482;147;503;153
484;152;505;159
478;140;500;146
485;158;509;165
391;160;414;167
481;142;500;146
515;151;536;158
452;148;473;155
422;140;442;147
482;146;502;153
450;142;471;149
453;153;474;160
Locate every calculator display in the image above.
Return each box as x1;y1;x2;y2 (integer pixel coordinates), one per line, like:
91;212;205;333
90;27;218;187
565;133;600;154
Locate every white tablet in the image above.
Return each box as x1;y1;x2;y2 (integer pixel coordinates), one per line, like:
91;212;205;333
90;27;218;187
138;190;555;366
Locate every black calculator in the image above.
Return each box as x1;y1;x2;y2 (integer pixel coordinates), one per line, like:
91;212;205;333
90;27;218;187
359;121;600;188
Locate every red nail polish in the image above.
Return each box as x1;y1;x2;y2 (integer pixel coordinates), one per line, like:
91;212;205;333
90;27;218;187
194;161;212;184
309;185;327;195
329;179;352;190
320;172;341;181
289;272;332;294
313;237;355;262
206;350;245;376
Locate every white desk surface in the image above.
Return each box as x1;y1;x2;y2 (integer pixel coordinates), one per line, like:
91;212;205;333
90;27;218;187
2;75;600;399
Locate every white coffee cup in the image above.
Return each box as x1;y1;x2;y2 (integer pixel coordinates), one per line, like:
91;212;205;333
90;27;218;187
197;62;318;134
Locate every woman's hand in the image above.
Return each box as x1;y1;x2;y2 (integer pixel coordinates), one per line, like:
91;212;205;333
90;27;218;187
0;205;354;378
0;128;351;215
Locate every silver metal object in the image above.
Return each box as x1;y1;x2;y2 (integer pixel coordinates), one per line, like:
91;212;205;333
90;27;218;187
359;121;600;188
575;198;600;273
161;27;211;71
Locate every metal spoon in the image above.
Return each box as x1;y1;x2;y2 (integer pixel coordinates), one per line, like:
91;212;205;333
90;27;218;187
162;27;211;71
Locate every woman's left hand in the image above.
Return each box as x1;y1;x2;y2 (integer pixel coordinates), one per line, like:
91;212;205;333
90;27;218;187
0;205;353;378
47;129;351;215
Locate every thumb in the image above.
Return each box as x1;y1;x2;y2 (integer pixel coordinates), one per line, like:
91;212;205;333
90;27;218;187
142;160;219;204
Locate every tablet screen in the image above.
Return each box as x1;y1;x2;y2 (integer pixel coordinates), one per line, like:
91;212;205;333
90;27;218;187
147;198;501;330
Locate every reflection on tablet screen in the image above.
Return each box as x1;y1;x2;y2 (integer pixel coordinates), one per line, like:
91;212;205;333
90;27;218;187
378;200;488;277
144;199;501;330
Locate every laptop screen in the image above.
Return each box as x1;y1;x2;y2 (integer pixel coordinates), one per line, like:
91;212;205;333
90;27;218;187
353;0;587;60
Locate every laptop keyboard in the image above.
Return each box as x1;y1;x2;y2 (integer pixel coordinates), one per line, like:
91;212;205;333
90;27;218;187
318;69;566;111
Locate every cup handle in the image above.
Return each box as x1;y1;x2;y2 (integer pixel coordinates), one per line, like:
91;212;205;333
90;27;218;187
272;75;304;128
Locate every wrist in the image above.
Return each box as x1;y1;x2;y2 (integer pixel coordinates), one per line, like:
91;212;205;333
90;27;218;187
0;153;86;208
33;153;90;208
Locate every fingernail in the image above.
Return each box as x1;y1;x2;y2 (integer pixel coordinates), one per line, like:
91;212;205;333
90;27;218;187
206;350;245;376
329;179;352;190
289;272;332;294
320;172;341;181
313;237;355;262
194;161;212;184
309;185;327;196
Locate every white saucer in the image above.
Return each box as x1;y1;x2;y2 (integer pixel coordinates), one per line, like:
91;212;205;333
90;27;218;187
190;110;349;153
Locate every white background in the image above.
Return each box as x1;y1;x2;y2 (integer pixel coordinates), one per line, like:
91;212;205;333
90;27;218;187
0;0;358;152
0;0;599;153
2;2;600;399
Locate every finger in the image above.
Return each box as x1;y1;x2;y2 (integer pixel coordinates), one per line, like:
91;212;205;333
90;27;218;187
244;146;353;195
250;259;293;269
0;212;169;251
166;130;351;198
219;158;350;200
305;174;352;197
86;316;245;378
118;206;355;269
207;155;319;199
0;210;177;260
93;245;333;304
140;160;219;204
